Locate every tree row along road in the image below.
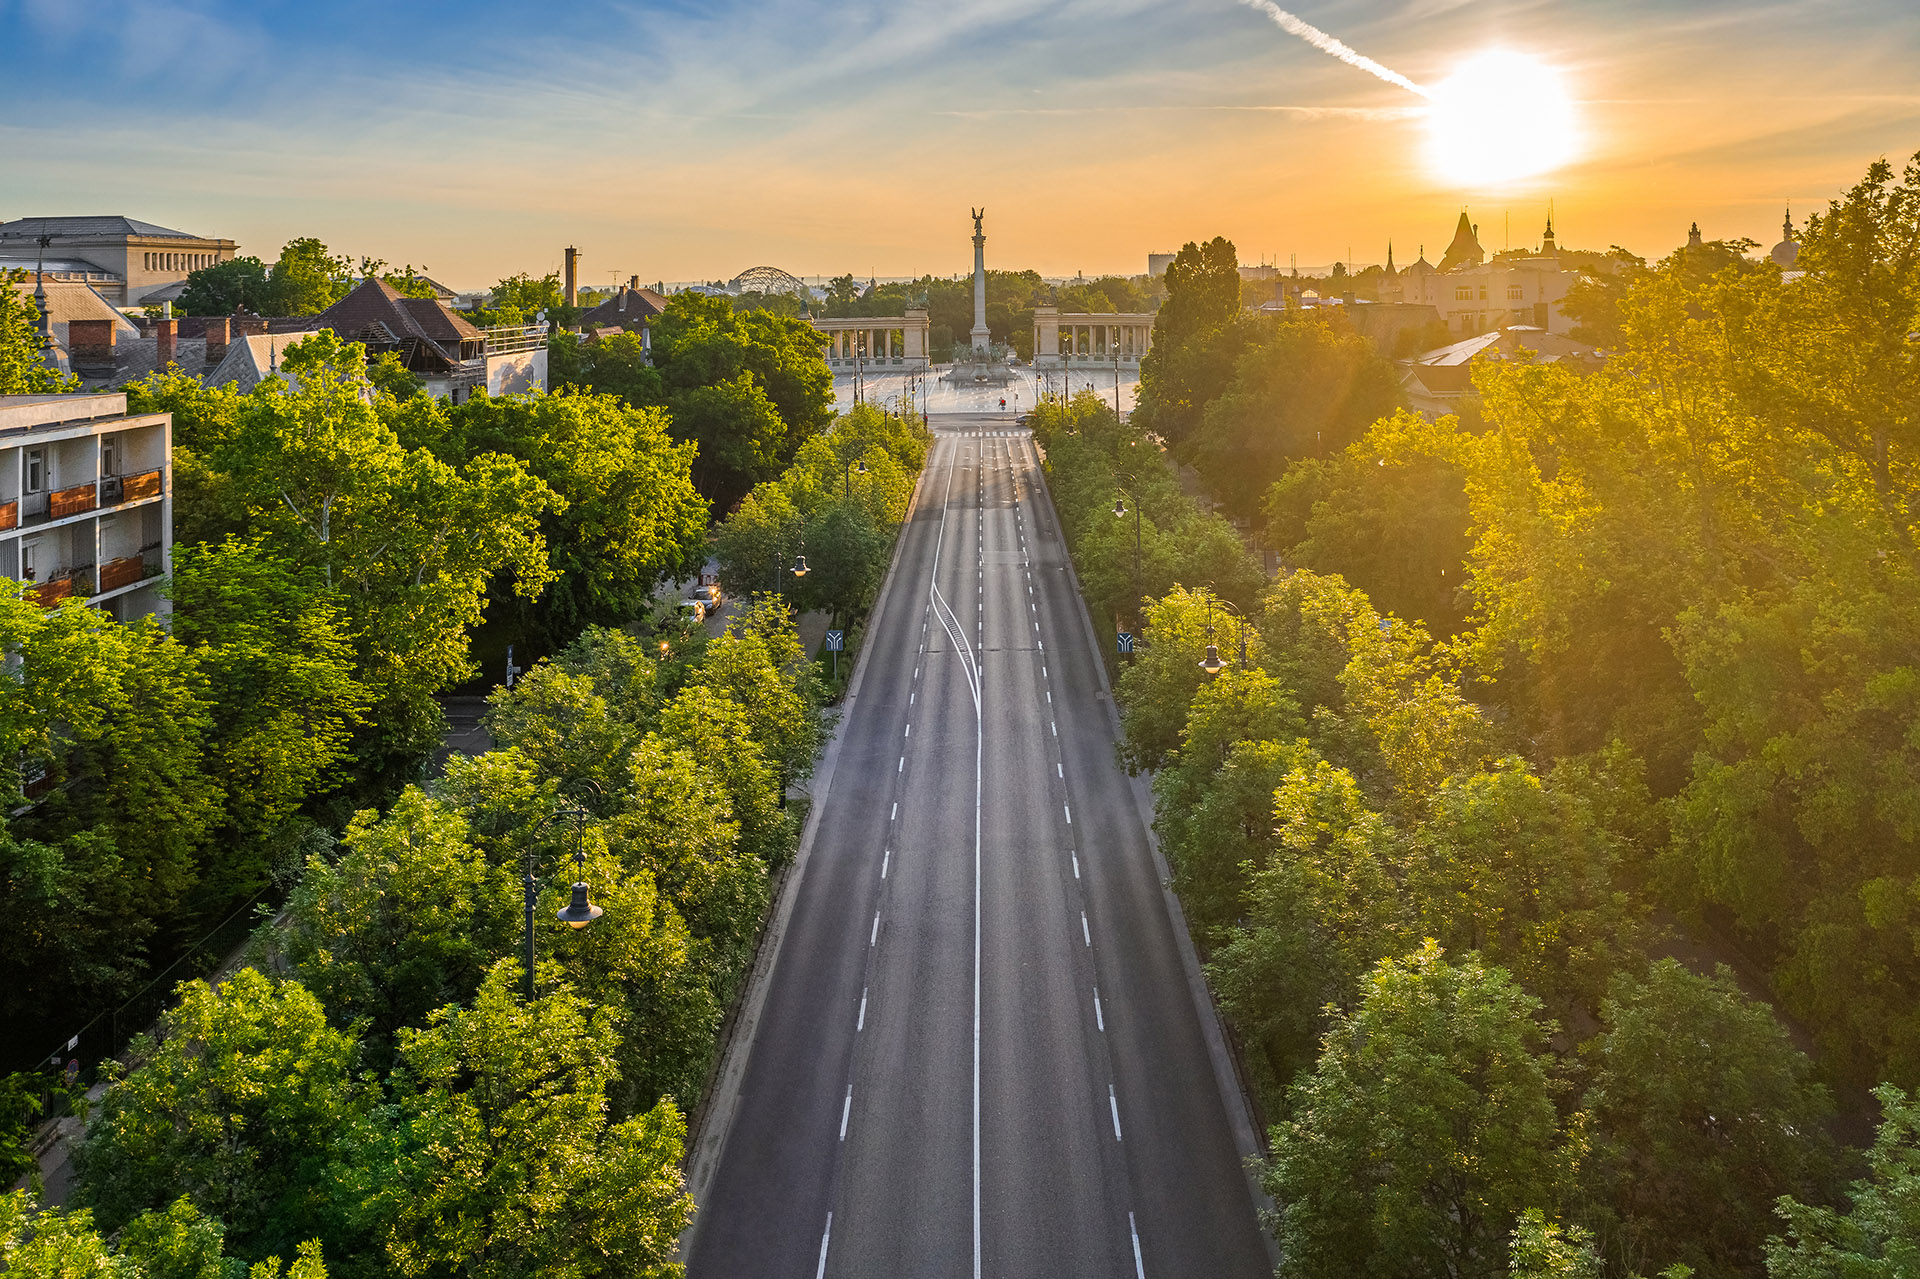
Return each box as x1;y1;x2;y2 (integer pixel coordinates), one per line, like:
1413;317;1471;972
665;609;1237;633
689;413;1268;1278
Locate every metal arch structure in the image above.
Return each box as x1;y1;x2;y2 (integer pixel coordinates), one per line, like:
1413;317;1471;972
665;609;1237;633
731;265;809;296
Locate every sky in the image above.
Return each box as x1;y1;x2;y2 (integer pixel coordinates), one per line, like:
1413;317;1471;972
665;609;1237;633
2;0;1916;289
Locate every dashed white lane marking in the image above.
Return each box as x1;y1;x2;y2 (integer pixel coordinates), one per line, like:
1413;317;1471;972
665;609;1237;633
858;988;867;1031
1064;804;1072;825
1095;987;1105;1030
882;849;890;878
898;756;905;772
1051;721;1057;737
904;723;911;737
1072;852;1080;878
1057;762;1063;779
1130;1213;1146;1279
871;913;880;945
816;1214;832;1279
890;803;897;821
1109;1086;1123;1140
1082;912;1091;946
840;1086;852;1140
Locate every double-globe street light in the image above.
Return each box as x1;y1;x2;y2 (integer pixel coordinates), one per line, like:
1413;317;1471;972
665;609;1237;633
523;802;605;1001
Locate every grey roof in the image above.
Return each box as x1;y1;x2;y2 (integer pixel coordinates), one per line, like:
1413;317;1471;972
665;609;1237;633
0;216;209;241
76;336;214;390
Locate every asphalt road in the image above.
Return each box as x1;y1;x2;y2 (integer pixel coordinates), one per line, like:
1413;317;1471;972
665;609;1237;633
688;413;1269;1278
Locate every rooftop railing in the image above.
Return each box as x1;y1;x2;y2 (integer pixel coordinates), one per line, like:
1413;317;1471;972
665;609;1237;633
482;323;550;355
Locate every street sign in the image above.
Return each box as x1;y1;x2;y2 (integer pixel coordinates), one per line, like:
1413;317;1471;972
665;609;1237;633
1116;631;1135;654
825;630;845;652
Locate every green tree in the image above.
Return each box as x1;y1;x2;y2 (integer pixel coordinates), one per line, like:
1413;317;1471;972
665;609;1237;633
2;1191;329;1279
1265;408;1473;635
1768;1084;1920;1278
440;391;708;642
277;788;518;1060
264;239;351;316
339;963;690;1279
76;970;362;1263
0;269;77;394
205;332;556;767
1266;942;1569;1279
666;371;789;512
1153;236;1241;351
166;538;368;901
1577;961;1837;1279
1509;1210;1606;1278
1182;309;1402;518
177;256;273;317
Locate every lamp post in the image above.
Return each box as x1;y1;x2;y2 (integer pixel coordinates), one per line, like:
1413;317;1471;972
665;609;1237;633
1113;330;1123;422
1112;491;1142;639
770;544;809;593
1196;595;1250;678
843;456;869;499
523;803;604;1001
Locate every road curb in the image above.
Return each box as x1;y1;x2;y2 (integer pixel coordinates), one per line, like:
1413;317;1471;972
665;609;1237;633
678;452;931;1262
1023;436;1282;1266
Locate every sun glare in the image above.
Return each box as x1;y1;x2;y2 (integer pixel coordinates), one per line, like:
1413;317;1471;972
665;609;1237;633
1424;50;1578;188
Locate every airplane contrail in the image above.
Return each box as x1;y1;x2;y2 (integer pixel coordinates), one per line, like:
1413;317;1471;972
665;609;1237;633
1236;0;1431;98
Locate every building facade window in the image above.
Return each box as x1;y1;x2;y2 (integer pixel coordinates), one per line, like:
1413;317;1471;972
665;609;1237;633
1507;284;1524;300
25;448;45;493
1455;286;1473;301
1479;285;1488;300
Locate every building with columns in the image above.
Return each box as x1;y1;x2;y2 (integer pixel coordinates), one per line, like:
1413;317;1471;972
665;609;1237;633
812;310;932;370
0;216;236;307
1031;306;1155;367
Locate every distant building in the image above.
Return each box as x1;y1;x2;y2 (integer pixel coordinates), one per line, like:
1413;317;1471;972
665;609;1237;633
0;391;173;622
1380;210;1577;337
6;278;140;377
0;216;236;307
1770;208;1800;269
1399;325;1603;414
1147;253;1176;278
577;279;669;335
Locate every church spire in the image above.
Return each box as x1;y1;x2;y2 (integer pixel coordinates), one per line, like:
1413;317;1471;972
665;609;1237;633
1541;201;1557;254
1385;241;1396;275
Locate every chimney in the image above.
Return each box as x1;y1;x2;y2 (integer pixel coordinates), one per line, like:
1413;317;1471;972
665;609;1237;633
564;246;579;306
68;318;116;376
154;318;178;368
203;317;230;365
233;312;266;338
629;274;639;291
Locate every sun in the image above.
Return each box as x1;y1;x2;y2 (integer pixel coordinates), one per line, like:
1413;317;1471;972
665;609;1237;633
1424;50;1579;188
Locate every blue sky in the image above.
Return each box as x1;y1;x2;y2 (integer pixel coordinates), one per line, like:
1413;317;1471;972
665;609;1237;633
3;0;1917;287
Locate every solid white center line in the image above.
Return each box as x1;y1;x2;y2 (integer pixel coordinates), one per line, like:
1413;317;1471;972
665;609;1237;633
1110;1086;1123;1140
1082;912;1091;947
858;988;867;1030
1095;986;1105;1030
871;913;879;945
840;1086;852;1139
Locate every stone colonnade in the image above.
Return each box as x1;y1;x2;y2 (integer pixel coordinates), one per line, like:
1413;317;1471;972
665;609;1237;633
1031;306;1155;364
812;308;932;369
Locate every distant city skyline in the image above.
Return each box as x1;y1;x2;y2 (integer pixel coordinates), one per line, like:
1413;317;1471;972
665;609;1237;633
3;0;1915;289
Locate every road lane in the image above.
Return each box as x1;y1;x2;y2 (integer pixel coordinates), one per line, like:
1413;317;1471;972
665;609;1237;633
688;417;1266;1278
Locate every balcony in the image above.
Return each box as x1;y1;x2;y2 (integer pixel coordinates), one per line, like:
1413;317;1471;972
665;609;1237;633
49;482;97;520
98;550;162;594
0;500;13;532
27;566;93;608
101;468;163;506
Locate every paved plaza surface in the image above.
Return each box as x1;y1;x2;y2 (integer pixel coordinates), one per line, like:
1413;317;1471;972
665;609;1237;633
686;413;1266;1277
833;365;1140;417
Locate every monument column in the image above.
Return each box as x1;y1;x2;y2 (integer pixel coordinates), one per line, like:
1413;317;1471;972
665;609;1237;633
969;207;990;356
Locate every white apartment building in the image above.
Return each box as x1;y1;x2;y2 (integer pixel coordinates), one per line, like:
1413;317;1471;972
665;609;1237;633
0;393;172;622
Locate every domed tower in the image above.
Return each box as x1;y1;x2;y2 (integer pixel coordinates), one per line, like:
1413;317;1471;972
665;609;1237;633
1687;222;1704;249
1770;208;1800;268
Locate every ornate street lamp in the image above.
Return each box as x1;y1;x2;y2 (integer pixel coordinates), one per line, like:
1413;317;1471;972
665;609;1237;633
522;803;603;1000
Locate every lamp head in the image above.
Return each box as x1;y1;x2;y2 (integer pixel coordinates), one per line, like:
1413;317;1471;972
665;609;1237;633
556;881;603;929
856;460;869;475
792;554;809;577
1113;498;1126;518
1199;644;1225;675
